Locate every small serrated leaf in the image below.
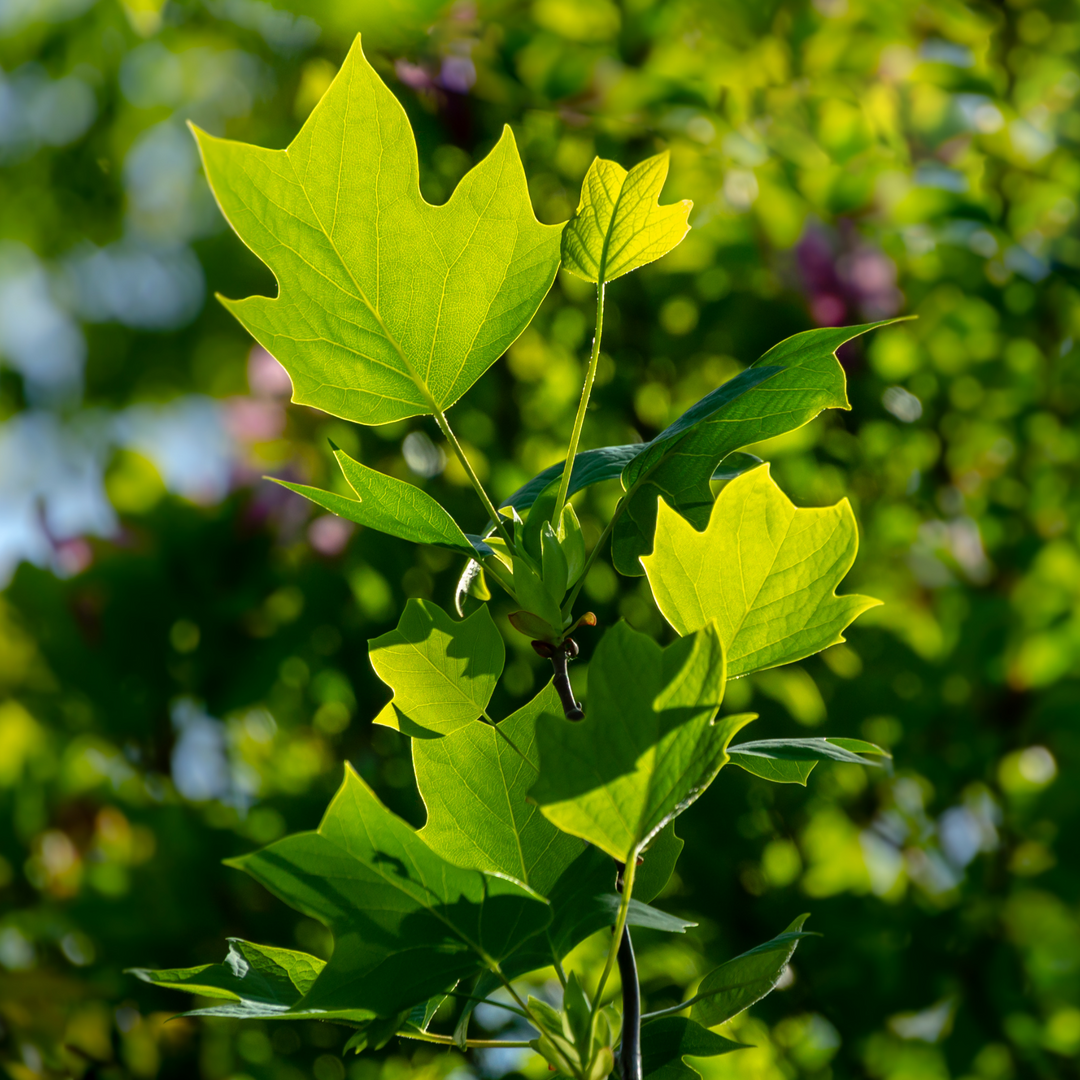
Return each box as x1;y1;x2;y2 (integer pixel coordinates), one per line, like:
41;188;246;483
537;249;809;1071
562;153;692;283
369;599;504;738
642;464;880;676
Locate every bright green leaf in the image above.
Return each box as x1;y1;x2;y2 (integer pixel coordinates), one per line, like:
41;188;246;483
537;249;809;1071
689;916;817;1028
227;765;550;1019
642;464;880;676
613;320;904;575
728;736;891;785
640;1017;746;1080
529;620;754;863
129;939;323;1019
369;599;504;738
562;153;692;283
192;36;562;427
273;443;488;558
414;682;618;974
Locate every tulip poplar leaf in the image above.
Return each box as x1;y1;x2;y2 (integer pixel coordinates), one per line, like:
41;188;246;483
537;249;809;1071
641;1018;747;1080
642;464;881;676
529;620;755;863
226;765;550;1019
562;153;692;283
192;36;562;427
613;320;905;575
728;737;890;785
369;599;504;738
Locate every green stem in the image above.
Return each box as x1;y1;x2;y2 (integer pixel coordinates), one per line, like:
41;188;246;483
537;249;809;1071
594;852;637;1009
396;1031;533;1048
433;406;515;552
552;282;606;525
447;991;531;1021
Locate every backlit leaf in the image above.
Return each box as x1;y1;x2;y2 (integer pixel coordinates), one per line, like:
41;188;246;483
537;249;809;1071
689;916;816;1028
369;599;504;738
529;620;754;863
728;736;890;784
273;443;489;557
562;154;692;283
613;321;903;575
227;765;550;1019
642;464;880;676
192;36;562;427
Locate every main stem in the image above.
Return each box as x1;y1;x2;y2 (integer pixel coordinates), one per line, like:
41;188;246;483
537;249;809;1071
616;928;642;1080
552;281;606;524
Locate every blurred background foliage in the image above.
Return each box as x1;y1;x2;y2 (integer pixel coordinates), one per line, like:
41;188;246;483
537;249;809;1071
1;0;1079;1078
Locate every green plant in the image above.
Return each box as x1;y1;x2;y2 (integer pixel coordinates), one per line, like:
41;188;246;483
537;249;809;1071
132;37;899;1080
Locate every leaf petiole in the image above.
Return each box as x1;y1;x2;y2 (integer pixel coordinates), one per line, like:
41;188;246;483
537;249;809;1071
552;281;606;524
396;1030;534;1049
594;851;637;1009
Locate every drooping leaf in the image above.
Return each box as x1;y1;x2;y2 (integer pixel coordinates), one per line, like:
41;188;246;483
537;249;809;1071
635;822;684;905
129;939;323;1019
414;682;619;975
689;916;817;1028
273;443;489;557
642;464;880;676
369;599;504;738
728;736;891;785
594;894;697;934
227;765;550;1019
529;620;755;863
613;320;904;575
192;36;562;427
562;153;692;283
640;1017;747;1080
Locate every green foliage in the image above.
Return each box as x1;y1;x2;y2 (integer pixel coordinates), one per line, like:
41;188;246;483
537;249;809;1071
642;464;880;675
368;599;504;737
226;765;550;1018
529;621;753;862
728;738;890;785
639;1018;746;1080
193;37;561;427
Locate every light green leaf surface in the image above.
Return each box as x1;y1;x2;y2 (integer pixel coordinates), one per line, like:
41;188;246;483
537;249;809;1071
640;1017;746;1080
369;599;504;738
613;320;903;575
228;765;550;1019
414;682;618;976
562;153;692;283
129;939;323;1019
642;464;880;676
689;916;816;1028
529;621;754;863
728;736;891;785
192;36;562;427
273;443;487;557
634;822;684;904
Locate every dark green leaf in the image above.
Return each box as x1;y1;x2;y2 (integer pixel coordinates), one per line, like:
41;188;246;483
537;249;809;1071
594;894;697;933
728;737;890;785
227;765;550;1020
640;1017;747;1080
634;823;684;905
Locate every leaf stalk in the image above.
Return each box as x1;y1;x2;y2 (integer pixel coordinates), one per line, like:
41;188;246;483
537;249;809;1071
553;281;606;524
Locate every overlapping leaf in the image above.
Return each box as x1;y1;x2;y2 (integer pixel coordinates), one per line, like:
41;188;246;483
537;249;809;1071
275;443;489;557
640;1017;746;1080
689;916;816;1028
613;321;902;575
529;621;754;863
130;939;323;1019
192;36;562;427
562;153;692;283
728;737;890;785
642;464;880;676
227;765;550;1019
370;599;504;737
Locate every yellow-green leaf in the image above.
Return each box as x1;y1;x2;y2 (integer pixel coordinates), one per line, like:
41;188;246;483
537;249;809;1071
369;599;504;737
641;464;880;676
192;36;562;427
561;153;692;283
